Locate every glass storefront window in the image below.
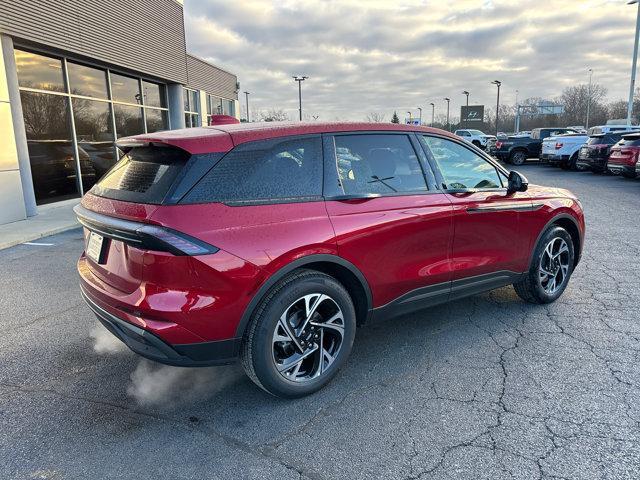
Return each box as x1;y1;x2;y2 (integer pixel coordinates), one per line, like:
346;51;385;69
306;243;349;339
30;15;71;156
223;99;234;116
114;104;144;138
67;62;108;99
142;81;165;108
72;98;116;191
19;91;78;204
110;73;141;104
184;89;191;111
14;50;65;93
145;108;168;133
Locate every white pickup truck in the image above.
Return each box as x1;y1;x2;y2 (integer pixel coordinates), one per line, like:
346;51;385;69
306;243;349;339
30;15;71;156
454;129;496;150
539;133;589;170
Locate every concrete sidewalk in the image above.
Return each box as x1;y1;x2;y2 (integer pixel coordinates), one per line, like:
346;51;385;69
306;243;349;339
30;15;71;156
0;198;80;250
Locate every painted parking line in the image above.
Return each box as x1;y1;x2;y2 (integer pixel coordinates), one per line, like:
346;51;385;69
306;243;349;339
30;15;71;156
23;242;56;246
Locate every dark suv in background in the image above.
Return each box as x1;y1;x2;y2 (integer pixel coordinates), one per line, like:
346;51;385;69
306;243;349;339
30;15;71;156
576;132;632;173
75;122;585;398
494;128;577;165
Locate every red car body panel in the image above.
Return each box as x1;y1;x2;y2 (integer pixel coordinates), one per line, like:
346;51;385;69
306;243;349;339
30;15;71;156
76;122;585;366
608;145;640;171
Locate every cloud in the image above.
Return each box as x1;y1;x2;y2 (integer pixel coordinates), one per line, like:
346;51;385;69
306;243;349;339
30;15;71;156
184;0;639;122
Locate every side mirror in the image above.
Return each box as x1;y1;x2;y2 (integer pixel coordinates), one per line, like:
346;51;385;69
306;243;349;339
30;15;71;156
507;170;528;193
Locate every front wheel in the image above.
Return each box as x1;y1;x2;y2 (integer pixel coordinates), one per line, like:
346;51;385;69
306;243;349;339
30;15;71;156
513;226;575;304
510;150;527;166
241;270;356;398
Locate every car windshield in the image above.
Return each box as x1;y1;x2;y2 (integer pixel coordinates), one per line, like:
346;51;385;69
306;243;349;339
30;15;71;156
468;130;484;135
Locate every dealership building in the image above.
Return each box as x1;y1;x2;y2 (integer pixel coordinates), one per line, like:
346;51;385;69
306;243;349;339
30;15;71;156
0;0;239;225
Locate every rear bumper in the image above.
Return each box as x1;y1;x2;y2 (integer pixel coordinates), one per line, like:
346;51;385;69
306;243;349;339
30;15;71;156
540;153;569;164
607;163;635;175
576;157;605;170
81;286;241;366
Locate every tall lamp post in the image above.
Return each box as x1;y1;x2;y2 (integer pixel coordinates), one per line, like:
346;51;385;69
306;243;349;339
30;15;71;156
244;91;250;122
491;80;502;136
417;107;422;125
462;91;469;128
444;98;450;131
586;68;593;129
429;102;435;127
293;75;308;121
627;1;640;125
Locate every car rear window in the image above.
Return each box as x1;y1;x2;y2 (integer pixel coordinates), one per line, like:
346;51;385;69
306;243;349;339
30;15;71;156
180;135;323;205
90;146;189;204
587;135;616;145
619;136;640;147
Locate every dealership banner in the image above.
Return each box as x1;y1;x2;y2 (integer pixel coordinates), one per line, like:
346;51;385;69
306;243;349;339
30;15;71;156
460;105;484;123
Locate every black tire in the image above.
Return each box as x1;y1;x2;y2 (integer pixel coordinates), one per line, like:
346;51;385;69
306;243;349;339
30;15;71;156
560;161;571;170
513;226;575;304
622;171;637;179
241;269;356;398
472;140;482;149
510;150;527;166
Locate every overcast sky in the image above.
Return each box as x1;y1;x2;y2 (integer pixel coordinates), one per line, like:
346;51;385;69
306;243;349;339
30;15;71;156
184;0;639;122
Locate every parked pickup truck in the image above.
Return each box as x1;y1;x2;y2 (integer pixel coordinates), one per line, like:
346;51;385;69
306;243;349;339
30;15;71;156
539;133;589;170
454;129;496;150
494;127;578;165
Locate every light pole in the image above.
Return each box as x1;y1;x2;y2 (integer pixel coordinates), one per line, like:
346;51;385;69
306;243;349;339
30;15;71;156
429;102;435;127
586;68;593;129
417;107;422;125
627;1;640;125
514;89;519;132
462;91;469;128
444;98;450;131
491;80;501;136
293;75;308;121
244;91;250;122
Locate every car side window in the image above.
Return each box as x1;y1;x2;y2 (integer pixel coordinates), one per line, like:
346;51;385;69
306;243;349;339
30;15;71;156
181;135;322;204
334;134;428;195
420;136;504;190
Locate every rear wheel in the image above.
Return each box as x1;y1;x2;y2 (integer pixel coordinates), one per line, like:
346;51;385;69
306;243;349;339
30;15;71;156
622;171;637;179
241;270;356;398
510;150;527;166
472;140;482;148
513;226;575;304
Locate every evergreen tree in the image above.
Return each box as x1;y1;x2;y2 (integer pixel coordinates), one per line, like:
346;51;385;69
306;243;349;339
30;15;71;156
391;111;400;123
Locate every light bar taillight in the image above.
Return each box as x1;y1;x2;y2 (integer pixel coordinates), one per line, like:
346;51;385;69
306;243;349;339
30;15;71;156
555;142;563;149
495;141;502;149
74;205;218;256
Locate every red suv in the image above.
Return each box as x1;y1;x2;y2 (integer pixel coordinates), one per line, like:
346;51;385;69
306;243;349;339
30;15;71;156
607;132;640;178
76;122;585;398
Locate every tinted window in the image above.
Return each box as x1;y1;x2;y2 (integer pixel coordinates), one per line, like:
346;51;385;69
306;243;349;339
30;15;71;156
182;136;323;204
67;62;108;98
334;134;427;195
110;73;141;104
620;136;640;147
142;81;165;108
113;104;144;138
421;136;502;190
15;50;65;92
91;146;189;204
72;98;116;191
19;91;78;204
145;108;168;133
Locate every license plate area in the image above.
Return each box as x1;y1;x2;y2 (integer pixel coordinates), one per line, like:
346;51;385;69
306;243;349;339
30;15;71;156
86;231;106;264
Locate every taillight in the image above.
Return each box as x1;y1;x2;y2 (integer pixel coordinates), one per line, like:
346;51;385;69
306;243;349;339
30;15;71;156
74;205;219;256
555;142;563;149
495;141;502;149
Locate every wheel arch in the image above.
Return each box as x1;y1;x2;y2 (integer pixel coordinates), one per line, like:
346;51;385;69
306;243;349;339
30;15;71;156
529;214;582;270
235;254;373;338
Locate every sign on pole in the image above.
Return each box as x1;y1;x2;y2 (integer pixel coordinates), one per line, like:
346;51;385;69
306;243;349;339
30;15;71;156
460;105;484;123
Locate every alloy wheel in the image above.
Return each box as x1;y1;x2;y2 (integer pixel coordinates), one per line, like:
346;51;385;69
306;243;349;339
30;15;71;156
272;293;345;382
538;237;570;295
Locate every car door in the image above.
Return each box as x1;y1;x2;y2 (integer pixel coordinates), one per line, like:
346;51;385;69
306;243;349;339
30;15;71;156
323;132;454;315
418;134;534;294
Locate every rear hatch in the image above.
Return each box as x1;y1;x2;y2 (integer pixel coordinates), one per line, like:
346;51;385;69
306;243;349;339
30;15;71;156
609;134;640;166
77;144;220;293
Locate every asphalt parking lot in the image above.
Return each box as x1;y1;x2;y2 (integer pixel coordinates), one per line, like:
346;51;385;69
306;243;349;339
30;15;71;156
2;164;640;480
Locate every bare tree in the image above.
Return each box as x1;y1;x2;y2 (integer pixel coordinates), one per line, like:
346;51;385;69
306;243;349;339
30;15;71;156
365;112;386;122
257;108;290;122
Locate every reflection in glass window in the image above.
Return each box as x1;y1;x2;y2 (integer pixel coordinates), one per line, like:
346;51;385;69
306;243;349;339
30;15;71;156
19;91;78;204
334;134;427;195
14;50;65;92
67;62;108;98
189;90;198;111
113;104;144;138
110;73;141;104
222;99;234;116
142;81;165;108
72;98;116;191
145;108;168;133
421;136;503;190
